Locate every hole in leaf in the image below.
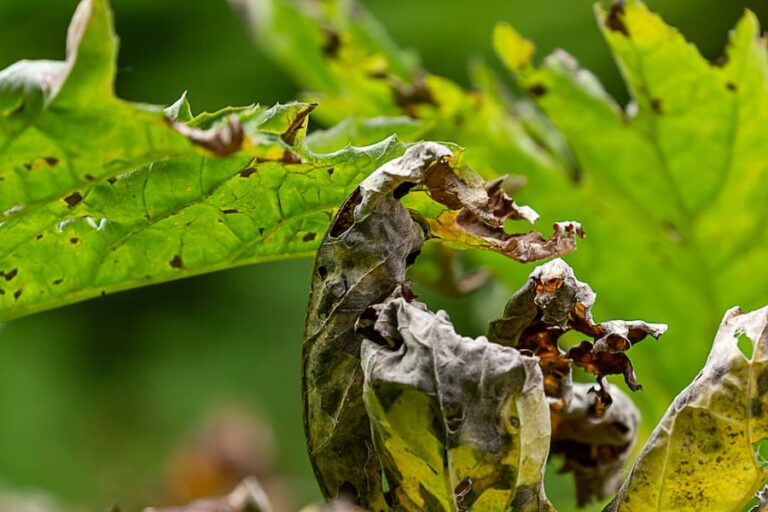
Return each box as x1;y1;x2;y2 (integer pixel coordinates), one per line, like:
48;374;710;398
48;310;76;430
393;181;416;199
405;249;421;266
737;331;753;360
753;438;768;470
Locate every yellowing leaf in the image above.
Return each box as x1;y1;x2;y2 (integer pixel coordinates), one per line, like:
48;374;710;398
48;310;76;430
361;294;553;511
607;306;768;511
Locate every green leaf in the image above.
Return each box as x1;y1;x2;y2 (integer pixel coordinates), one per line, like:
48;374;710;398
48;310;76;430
0;0;194;217
0;0;415;320
491;0;768;421
606;305;768;511
361;294;553;511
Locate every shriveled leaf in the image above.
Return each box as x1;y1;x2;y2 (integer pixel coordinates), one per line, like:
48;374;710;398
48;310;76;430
302;142;579;508
607;305;768;511
488;258;666;409
143;477;272;512
360;292;553;512
550;383;640;507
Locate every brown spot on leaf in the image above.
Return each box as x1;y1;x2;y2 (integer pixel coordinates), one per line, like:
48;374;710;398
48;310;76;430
303;232;317;242
84;173;95;182
23;163;32;170
322;29;341;58
712;54;729;67
44;156;59;166
221;208;239;214
528;84;548;98
36;233;44;240
606;1;629;36
169;254;183;269
650;98;664;113
13;289;22;300
726;82;738;92
53;278;63;285
3;268;18;281
392;79;437;117
107;176;117;185
239;167;255;178
327;167;335;176
64;191;83;207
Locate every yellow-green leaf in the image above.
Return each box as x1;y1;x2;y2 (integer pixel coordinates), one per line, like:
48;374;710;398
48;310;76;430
607;305;768;511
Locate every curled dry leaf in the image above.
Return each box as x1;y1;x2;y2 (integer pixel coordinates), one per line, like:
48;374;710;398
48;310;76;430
607;306;768;511
550;383;640;507
170;115;245;157
303;142;580;508
488;258;667;410
143;477;272;512
359;292;553;512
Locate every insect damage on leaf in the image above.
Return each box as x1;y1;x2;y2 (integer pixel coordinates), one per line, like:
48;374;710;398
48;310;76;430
488;258;667;411
359;289;553;512
607;305;768;511
302;142;580;509
550;383;640;507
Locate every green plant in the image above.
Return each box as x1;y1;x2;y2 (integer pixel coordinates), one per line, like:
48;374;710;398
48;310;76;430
1;0;767;510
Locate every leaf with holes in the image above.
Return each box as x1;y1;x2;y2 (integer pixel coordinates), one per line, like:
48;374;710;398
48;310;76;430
606;305;768;511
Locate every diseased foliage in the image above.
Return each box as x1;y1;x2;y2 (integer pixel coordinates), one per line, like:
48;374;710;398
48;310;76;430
2;0;768;511
607;306;768;511
302;142;580;509
244;0;768;425
362;293;552;511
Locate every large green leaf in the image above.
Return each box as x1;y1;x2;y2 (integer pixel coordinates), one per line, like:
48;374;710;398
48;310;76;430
0;0;403;321
491;1;768;420
606;305;768;511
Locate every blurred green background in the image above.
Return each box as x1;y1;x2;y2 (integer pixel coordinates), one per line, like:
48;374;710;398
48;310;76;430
0;1;766;511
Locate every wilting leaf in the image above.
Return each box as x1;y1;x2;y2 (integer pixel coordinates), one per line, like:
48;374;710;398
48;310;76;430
360;292;553;512
488;258;666;410
143;477;272;512
302;142;580;508
550;383;640;507
607;305;768;511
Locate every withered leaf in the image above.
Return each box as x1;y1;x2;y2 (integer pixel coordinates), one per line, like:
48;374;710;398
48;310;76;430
303;142;577;509
143;477;272;512
488;258;666;409
550;383;640;507
607;306;768;511
360;292;553;511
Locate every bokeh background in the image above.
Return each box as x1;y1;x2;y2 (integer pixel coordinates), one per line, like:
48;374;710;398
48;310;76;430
0;1;766;511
